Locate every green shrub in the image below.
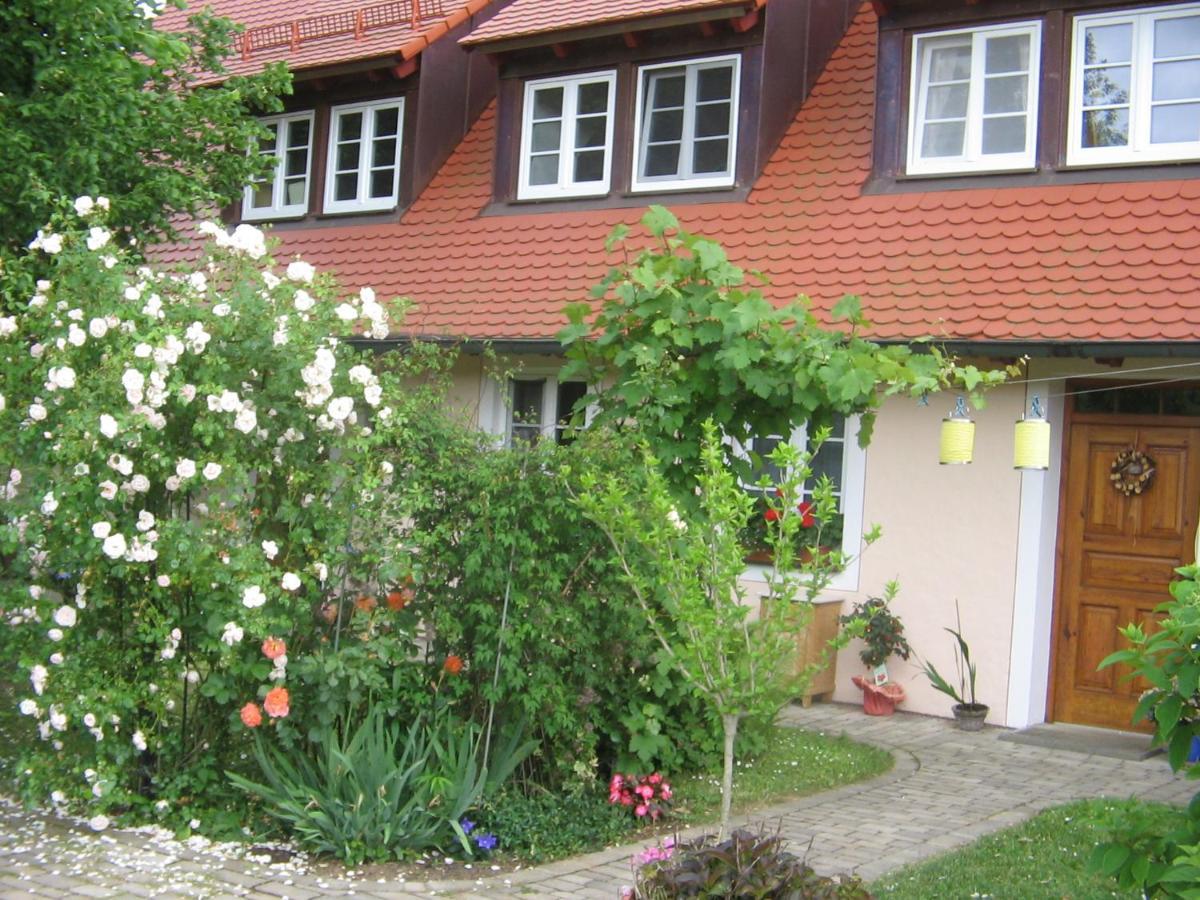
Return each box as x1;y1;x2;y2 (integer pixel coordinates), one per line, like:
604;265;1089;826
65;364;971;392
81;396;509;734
1091;563;1200;896
479;783;635;863
400;431;737;784
228;705;532;864
633;828;872;899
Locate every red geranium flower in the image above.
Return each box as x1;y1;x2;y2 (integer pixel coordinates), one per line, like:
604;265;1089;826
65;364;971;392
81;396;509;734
443;654;464;675
798;501;816;528
763;508;780;522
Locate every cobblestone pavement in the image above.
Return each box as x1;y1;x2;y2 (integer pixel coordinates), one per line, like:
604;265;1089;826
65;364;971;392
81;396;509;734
0;702;1188;898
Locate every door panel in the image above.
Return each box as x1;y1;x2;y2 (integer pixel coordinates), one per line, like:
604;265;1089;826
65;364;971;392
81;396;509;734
1053;422;1200;730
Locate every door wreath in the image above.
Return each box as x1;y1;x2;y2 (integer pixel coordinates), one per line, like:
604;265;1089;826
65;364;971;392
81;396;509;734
1110;448;1155;496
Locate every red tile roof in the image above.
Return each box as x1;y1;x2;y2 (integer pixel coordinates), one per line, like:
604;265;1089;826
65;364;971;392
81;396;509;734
156;0;495;78
169;2;1200;345
462;0;761;47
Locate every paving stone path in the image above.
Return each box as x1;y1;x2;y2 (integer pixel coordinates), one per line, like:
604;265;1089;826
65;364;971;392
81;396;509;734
0;702;1188;898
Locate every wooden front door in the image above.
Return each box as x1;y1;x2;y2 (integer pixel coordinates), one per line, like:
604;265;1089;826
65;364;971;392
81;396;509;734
1053;420;1200;730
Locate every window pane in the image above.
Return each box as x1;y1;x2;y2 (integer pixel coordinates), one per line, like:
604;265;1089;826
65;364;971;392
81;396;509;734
374;107;399;137
1152;60;1200;102
985;34;1029;74
926;83;969;119
1083;65;1130;106
922;120;966;157
695;102;731;138
648;108;684;143
512;380;544;431
372;137;398;168
574;116;606;149
337;142;360;172
1151;103;1200;143
284;178;306;206
1082;108;1129;147
929;43;971;82
696;65;733;102
287;120;310;149
335;172;357;202
809;441;843;493
644;143;680;177
285;147;307;177
555;380;588;444
577;81;609;115
984;74;1028;114
1163;388;1200;416
533;87;563;119
692;137;729;174
1155;15;1200;59
574;149;605;183
259;123;280;155
339;112;363;141
982;115;1027;154
531;120;561;153
529;153;559;185
650;72;686;108
251;183;273;208
369;169;394;199
749;435;785;487
1083;24;1131;65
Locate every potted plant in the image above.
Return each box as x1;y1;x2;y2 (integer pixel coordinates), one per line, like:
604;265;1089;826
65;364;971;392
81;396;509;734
840;581;911;716
740;491;842;566
919;600;988;730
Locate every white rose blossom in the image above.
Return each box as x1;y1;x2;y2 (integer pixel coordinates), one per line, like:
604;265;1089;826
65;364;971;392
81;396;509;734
74;196;95;216
202;462;222;481
281;572;301;591
175;459;196;479
99;414;119;438
101;533;128;559
53;606;76;628
286;260;315;283
242;585;266;609
220;621;244;646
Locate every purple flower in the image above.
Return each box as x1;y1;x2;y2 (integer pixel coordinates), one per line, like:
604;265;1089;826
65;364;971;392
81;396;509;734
460;818;475;835
474;832;497;851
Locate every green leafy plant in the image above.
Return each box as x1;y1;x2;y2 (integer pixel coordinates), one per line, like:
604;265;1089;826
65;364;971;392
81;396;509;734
0;0;290;261
479;784;634;863
228;705;532;863
1088;564;1200;896
917;601;981;709
576;421;849;837
632;827;872;899
839;582;910;672
560;206;1014;501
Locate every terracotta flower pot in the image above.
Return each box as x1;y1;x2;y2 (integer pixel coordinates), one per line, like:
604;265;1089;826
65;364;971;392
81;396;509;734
851;675;906;716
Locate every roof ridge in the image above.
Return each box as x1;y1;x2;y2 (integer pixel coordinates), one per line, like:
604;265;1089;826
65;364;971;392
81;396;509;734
232;0;447;62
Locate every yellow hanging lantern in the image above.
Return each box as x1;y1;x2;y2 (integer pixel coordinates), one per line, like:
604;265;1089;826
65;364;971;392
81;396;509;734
1014;394;1050;470
939;396;975;465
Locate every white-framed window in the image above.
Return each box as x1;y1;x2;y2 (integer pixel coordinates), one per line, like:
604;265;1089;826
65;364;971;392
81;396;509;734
907;21;1041;175
632;54;740;191
323;98;405;214
518;71;617;199
1067;3;1200;166
482;376;589;447
242;112;314;220
736;415;868;593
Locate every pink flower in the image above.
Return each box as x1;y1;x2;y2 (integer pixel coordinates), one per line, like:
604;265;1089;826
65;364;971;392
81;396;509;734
635;803;648;817
638;784;654;799
263;686;289;718
239;703;262;728
261;636;286;661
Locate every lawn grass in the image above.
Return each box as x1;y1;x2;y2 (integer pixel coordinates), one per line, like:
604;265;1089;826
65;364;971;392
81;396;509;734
872;798;1185;900
671;724;894;825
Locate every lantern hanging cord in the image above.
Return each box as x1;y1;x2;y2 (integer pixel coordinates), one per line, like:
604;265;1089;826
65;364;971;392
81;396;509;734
1004;360;1200;387
1044;374;1200;401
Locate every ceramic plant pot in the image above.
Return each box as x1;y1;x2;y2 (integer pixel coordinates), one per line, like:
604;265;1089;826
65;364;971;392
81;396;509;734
952;703;989;731
852;675;906;716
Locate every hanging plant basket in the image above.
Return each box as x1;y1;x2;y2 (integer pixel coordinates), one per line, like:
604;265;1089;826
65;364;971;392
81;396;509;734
1110;448;1156;497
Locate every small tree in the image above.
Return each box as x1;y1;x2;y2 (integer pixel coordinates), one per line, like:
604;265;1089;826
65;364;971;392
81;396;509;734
575;421;851;836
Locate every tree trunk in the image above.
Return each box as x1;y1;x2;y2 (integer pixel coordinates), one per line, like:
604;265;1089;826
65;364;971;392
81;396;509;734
719;712;739;839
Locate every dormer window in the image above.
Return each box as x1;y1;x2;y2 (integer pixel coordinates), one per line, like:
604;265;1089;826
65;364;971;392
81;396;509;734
518;71;617;199
1067;3;1200;166
243;112;314;221
906;22;1040;176
632;55;740;191
323;99;405;214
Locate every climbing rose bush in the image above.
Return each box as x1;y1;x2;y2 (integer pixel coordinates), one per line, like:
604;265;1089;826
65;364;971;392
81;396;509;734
0;201;428;828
